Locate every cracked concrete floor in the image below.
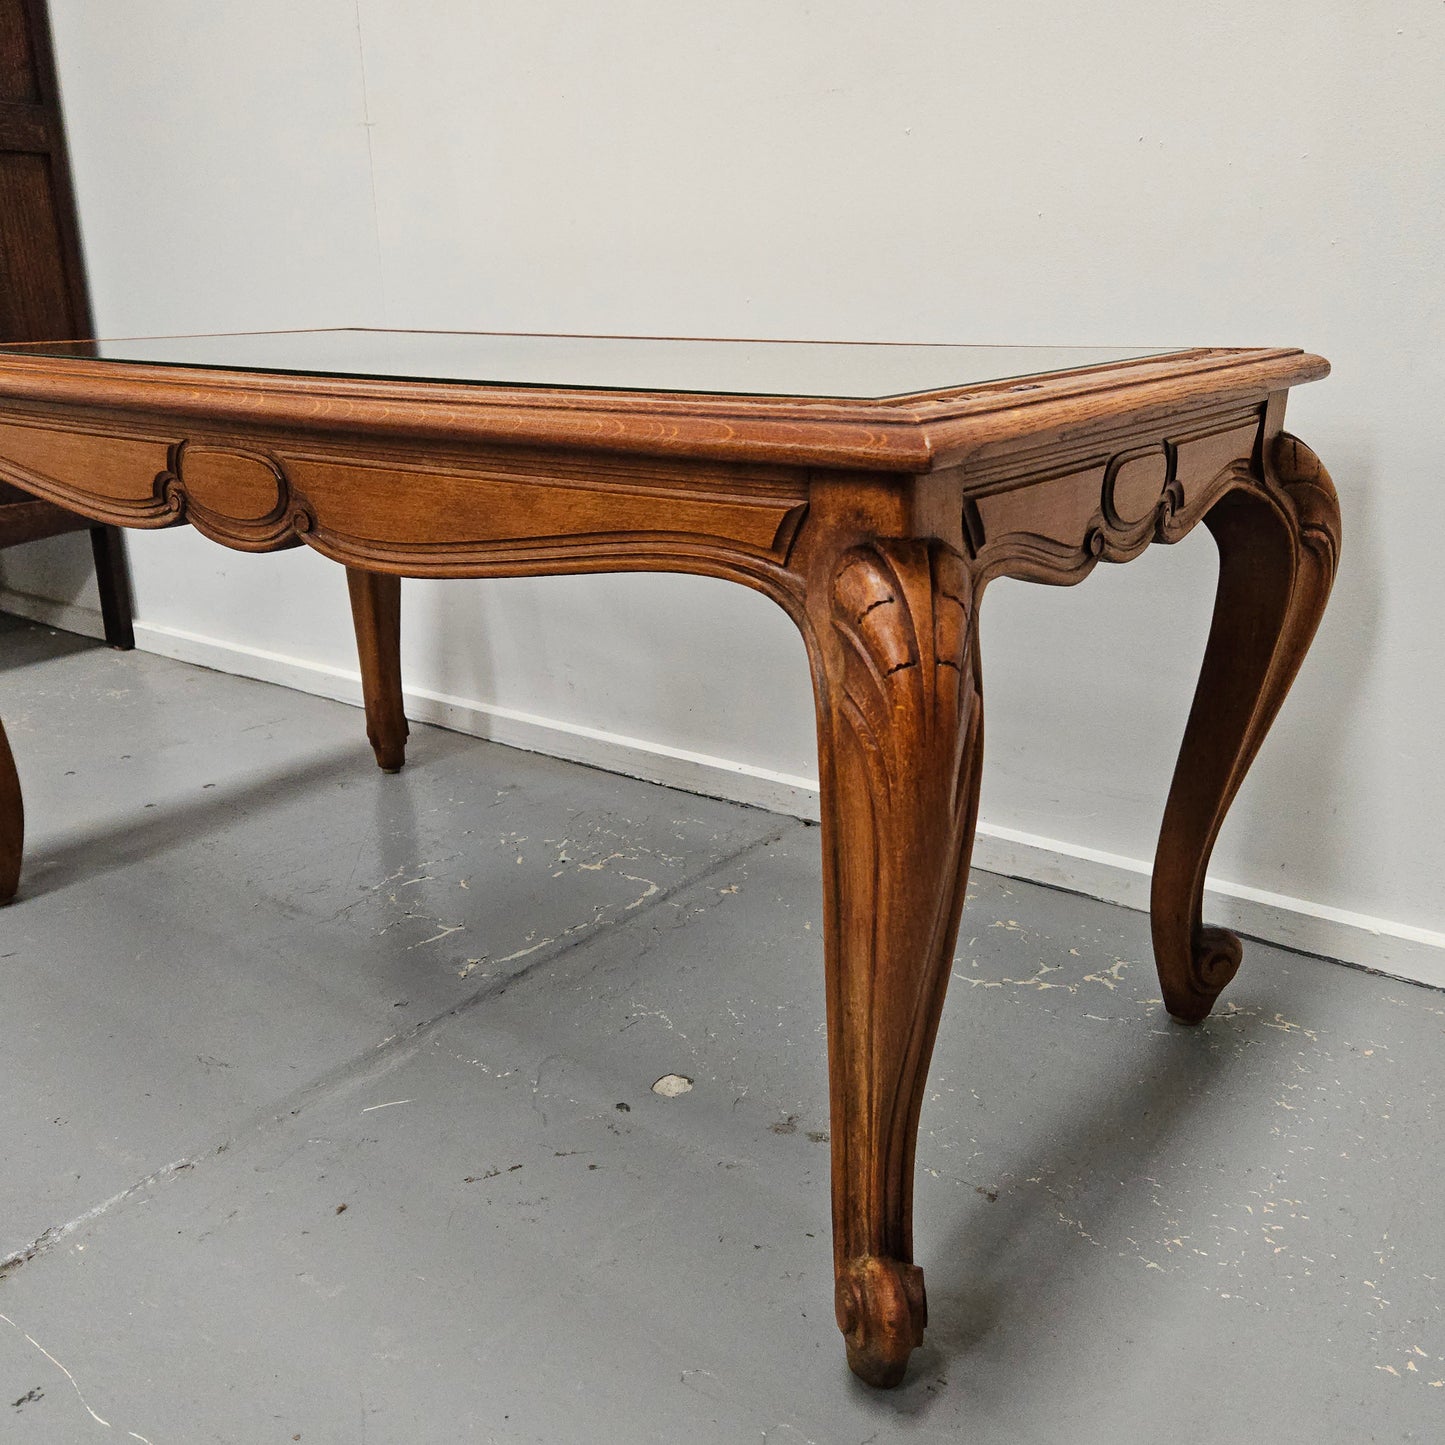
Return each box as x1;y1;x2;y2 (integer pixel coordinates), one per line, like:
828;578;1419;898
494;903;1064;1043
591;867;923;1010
1;613;1442;1444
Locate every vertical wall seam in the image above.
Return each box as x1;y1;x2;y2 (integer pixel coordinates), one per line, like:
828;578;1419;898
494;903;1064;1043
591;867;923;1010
353;0;388;323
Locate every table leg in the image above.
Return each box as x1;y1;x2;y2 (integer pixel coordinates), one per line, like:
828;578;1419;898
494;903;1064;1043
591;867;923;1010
1;716;21;904
1152;433;1341;1022
88;525;136;651
346;568;408;773
807;538;983;1387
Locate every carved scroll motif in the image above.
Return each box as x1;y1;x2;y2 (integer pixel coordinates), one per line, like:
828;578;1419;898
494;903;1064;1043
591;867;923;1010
0;424;307;547
0;420;176;527
1272;432;1342;580
0;418;808;586
161;442;306;550
830;540;976;813
964;413;1264;586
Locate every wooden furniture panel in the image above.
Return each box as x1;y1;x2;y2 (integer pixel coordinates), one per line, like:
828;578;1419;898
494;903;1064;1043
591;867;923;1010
0;0;41;102
0;0;134;648
0;151;74;337
0;0;90;344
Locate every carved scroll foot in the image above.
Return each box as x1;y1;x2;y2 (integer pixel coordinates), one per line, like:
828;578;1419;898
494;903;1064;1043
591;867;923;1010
836;1255;927;1387
346;568;409;772
806;538;983;1387
1;717;21;904
1152;433;1341;1023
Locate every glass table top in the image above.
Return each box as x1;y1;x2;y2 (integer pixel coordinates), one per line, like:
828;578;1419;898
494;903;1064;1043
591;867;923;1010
0;329;1177;401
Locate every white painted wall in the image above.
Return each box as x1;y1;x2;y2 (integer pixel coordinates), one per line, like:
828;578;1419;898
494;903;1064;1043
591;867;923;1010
5;2;1443;981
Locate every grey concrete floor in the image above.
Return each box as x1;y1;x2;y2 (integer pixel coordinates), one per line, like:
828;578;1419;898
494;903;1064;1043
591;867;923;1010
0;613;1441;1445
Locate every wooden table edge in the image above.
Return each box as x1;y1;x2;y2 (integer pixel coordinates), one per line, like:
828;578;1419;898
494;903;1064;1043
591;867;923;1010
0;345;1329;473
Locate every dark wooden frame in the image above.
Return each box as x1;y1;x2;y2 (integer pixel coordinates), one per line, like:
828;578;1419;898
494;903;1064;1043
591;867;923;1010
0;0;133;647
0;338;1338;1387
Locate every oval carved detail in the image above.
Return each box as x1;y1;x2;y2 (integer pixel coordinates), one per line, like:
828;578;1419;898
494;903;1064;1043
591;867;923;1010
1104;447;1170;527
176;445;285;523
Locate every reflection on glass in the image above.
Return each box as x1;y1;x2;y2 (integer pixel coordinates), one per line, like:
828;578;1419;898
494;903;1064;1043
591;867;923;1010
0;328;1177;400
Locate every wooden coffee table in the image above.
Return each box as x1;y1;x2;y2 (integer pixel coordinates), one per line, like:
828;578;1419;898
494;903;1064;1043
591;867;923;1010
0;330;1338;1386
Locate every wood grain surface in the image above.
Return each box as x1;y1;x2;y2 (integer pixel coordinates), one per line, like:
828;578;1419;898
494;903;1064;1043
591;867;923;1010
0;0;134;647
0;339;1339;1387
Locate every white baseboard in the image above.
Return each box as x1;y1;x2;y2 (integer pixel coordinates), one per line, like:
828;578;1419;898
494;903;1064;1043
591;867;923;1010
132;613;825;818
0;588;107;642
6;587;1444;993
967;826;1445;992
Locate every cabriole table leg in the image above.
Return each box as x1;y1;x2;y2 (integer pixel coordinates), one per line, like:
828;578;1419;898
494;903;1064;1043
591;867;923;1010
805;535;984;1387
1151;432;1341;1022
0;716;21;904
